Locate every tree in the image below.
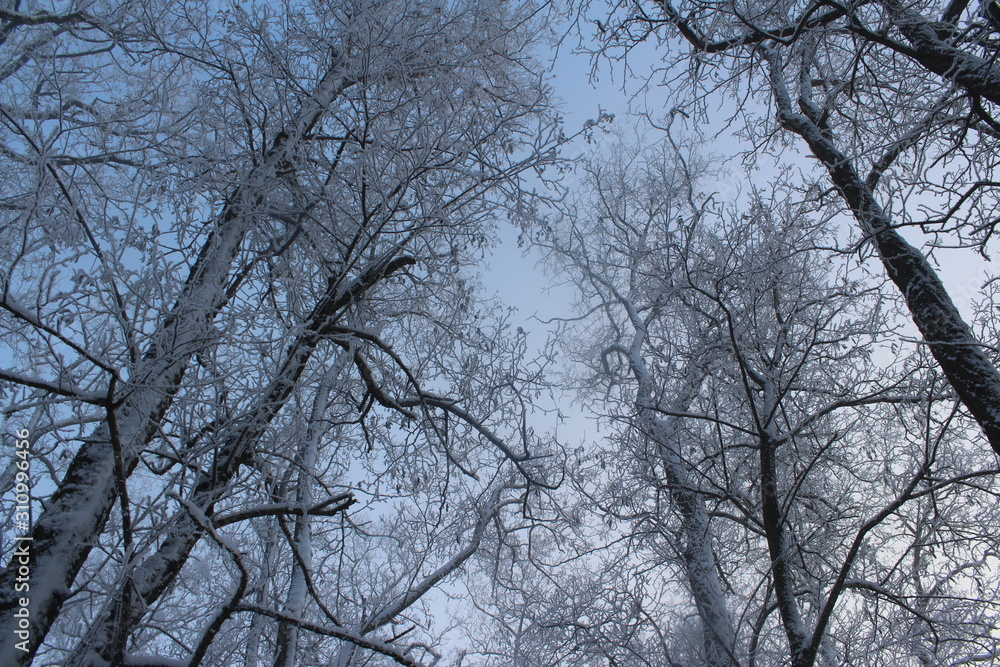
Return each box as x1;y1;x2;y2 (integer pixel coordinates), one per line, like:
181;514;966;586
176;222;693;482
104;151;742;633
500;135;1000;666
541;138;738;667
0;0;561;663
590;0;1000;456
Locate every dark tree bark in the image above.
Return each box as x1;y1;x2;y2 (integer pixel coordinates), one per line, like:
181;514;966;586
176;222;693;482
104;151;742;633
764;50;1000;456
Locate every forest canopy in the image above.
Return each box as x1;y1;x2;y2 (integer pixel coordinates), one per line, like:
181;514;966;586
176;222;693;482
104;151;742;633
0;0;998;665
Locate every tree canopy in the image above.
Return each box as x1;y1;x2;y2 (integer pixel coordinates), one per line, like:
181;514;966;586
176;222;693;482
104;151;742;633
1;0;998;665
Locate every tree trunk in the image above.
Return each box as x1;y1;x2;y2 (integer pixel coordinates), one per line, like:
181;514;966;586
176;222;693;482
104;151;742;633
765;51;1000;458
630;347;737;667
64;255;408;666
0;63;353;665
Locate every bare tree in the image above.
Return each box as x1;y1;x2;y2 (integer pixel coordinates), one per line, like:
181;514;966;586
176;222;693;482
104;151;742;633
588;0;1000;456
0;0;562;664
538;139;738;667
502;136;1000;666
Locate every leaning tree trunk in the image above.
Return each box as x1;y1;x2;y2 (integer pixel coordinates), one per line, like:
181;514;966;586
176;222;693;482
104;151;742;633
64;254;409;666
628;343;738;667
765;49;1000;458
0;62;353;665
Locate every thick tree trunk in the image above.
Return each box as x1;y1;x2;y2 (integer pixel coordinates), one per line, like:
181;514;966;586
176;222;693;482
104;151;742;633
630;348;737;667
0;64;352;665
766;52;1000;458
65;255;410;666
878;0;1000;106
640;408;738;667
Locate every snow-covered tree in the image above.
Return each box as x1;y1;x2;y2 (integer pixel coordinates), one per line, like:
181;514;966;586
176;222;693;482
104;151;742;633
0;0;562;664
491;136;1000;666
588;0;1000;457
